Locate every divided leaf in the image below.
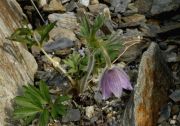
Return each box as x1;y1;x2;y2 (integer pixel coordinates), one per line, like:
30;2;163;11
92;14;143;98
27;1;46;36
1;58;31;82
80;16;91;38
14;107;41;119
7;28;35;47
39;80;51;102
39;109;49;126
24;85;48;105
15;96;42;109
92;15;105;36
35;22;56;44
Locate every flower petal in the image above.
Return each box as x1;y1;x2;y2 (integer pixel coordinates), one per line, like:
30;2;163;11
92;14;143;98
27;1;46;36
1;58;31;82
107;69;123;98
116;68;133;90
100;70;112;99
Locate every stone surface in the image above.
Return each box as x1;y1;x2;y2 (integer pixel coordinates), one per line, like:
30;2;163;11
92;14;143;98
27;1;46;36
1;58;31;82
88;3;108;14
158;103;172;123
49;27;77;41
134;42;173;126
123;42;173;126
62;109;81;122
85;106;95;119
0;0;37;125
119;14;146;28
38;0;47;7
117;29;149;62
79;0;90;6
169;90;180;102
48;12;79;30
43;0;65;12
110;0;131;13
135;0;180;15
44;37;74;54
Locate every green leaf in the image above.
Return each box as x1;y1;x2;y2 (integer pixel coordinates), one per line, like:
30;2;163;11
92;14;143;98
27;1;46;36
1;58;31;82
63;52;82;76
56;104;67;116
39;109;49;126
15;96;42;109
92;15;105;36
25;85;48;105
80;16;91;38
23;90;42;107
14;107;41;119
7;28;35;47
50;104;59;119
22;114;36;126
35;23;56;44
55;95;70;104
39;80;51;102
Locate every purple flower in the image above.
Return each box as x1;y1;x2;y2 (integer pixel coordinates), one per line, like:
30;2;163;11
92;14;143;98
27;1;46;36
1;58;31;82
100;67;133;100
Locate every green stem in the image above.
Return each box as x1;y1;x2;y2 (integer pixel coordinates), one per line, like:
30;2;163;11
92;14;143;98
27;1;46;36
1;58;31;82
80;51;95;93
30;0;46;24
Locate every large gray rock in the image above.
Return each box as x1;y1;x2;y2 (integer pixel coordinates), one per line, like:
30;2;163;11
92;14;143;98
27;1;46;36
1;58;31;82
123;42;173;126
110;0;131;13
0;0;37;125
136;0;180;15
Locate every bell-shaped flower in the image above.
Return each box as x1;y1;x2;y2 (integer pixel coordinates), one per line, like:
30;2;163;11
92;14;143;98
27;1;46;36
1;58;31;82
100;67;133;100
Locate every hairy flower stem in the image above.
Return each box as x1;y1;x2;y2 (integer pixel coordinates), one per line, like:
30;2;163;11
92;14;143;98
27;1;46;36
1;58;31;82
40;48;75;86
100;45;112;68
33;33;75;87
80;51;95;93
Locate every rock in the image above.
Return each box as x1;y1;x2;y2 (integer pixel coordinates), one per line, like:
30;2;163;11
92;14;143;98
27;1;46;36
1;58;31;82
122;14;146;23
157;22;180;34
43;37;74;55
165;52;180;63
48;12;79;30
102;20;115;34
0;0;37;125
177;112;180;123
158;103;172;123
169;90;180;102
159;121;170;126
85;106;95;119
110;0;131;13
123;43;173;126
133;42;173;126
144;21;161;37
119;14;146;28
62;0;71;4
169;119;176;125
49;27;77;41
90;0;99;5
124;3;138;15
43;0;66;12
88;3;108;14
38;0;47;7
79;0;90;6
62;109;81;122
135;0;180;15
171;105;180;115
150;0;180;15
117;29;149;62
94;91;102;103
66;0;78;12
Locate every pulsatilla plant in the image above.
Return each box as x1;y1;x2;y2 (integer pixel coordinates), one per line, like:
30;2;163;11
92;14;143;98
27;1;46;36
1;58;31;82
79;14;133;98
9;13;133;100
13;81;69;126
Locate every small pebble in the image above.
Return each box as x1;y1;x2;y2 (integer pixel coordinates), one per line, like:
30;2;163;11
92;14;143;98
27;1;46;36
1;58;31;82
86;106;95;118
173;115;177;120
170;119;176;125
